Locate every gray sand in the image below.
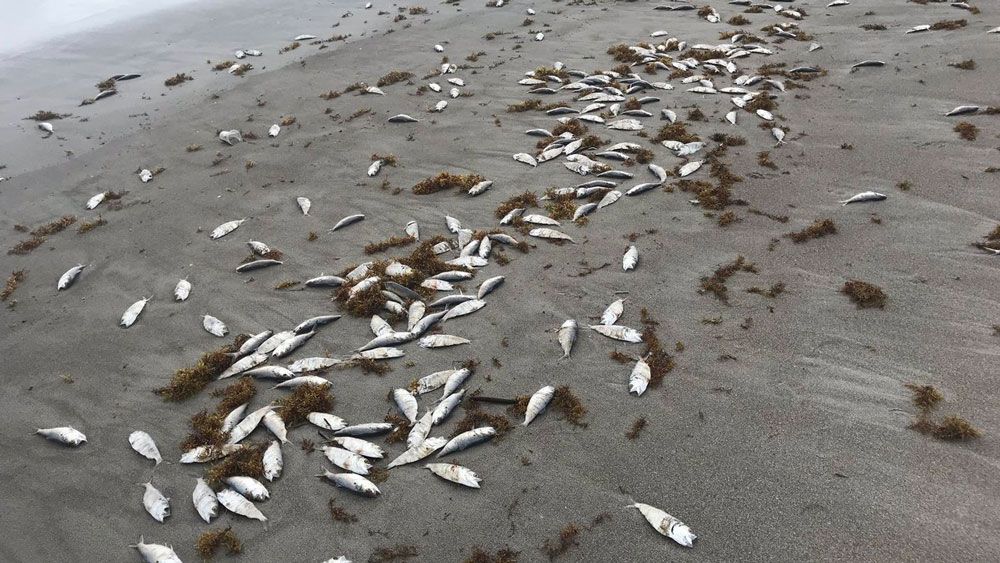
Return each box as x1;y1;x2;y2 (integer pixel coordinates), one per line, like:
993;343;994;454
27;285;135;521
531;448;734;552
1;0;999;561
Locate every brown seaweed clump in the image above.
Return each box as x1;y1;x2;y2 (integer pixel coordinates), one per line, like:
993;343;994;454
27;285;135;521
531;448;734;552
365;235;416;255
949;59;976;70
507;99;544;113
699;256;758;303
329;498;358;523
786;218;836;243
905;384;980;441
26;110;69;121
625;417;647;440
650;122;699;144
905;383;943;412
8;236;46;255
930;19;967;31
205;443;267;487
607;44;643;63
746;282;785;298
728;15;750;25
377;70;414;87
552;386;587;428
77;217;107;234
639;309;675;388
195;527;242;558
412;172;486;194
155;335;249;401
212;378;257;413
954;122;978;141
164;73;192;87
541;524;580;560
841;279;887;309
1;270;26;302
453;401;515;438
369;545;418;562
276;383;334;427
31;215;77;237
757;151;778;169
465;547;519;563
495;192;539;218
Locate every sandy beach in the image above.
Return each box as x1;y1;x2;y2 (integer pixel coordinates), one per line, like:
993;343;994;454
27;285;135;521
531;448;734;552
1;0;999;561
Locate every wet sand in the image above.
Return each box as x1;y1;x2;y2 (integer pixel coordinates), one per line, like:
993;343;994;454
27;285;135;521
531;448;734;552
1;0;999;561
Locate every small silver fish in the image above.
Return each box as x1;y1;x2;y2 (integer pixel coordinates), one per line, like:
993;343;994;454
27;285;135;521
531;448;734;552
558;319;577;358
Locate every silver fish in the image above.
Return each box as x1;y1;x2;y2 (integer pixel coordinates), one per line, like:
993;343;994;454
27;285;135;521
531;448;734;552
271;330;315;358
393;389;419;423
297;197;311;215
37;426;86;446
57;264;87;290
263;441;283;481
203;315;228;337
523;385;555;425
217;488;267;521
193;478;219;523
225;476;269;501
432;390;465;425
219;352;268;379
426;463;482;488
129;430;162;464
590;324;643;343
839;191;887;205
322;446;372;474
236;259;282;272
477;276;504;298
131;537;181;563
142;482;170;522
558;319;577;358
601;298;625;326
631;503;696;547
388;114;419;123
173;279;191;301
308;412;347;432
317;471;380;497
329;436;383;458
419;334;470;348
629;356;651;396
290;357;342;373
407;410;434;448
387;437;447;468
330;214;365;231
623;246;639;271
437;426;496;456
120;297;150;328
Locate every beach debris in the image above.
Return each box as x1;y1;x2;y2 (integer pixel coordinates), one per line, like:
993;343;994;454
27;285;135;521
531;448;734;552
631;503;696;547
218;130;243;145
388;114;419;123
139;169;153;182
590;324;643;343
331;214;365;231
225;476;269;501
629;356;651;396
36;426;86;446
438;426;496;456
268;124;280;137
120;297;150;328
419;334;471;348
601;299;625;326
128;430;162;464
623;246;638;271
297;197;311;215
142;482;170;522
38;122;54;137
426;463;482;488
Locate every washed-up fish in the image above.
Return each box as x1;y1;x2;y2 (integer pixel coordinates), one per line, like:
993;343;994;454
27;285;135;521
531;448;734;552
574;202;598;220
827;0;849;5
945;105;979;117
524;385;555;425
203;315;228;337
419;334;470;348
322;446;372;474
523;214;560;226
193;478;219;523
226;476;269;501
139;169;153;183
388;114;419;123
623;246;639;271
222;404;248;433
317;471;380;497
217;489;267;521
268;124;280;137
297;197;311;215
336;422;394;437
407;411;434;448
228;405;273;444
129;431;162;464
38;122;54;135
755;109;774;121
558;319;577;358
263;441;283;481
513;153;538;167
392;389;418;423
36;426;86;446
442;299;486;321
239;331;272;356
294;34;316;40
387;437;446;468
219;352;267;379
236;259;282;272
772;128;786;145
607;119;643;131
597;190;622;209
590;324;643;343
428;82;442;92
294;314;340;334
86;192;106;209
263;410;288;443
432;390;465;425
247;240;271;255
415;368;459;395
426;463;481;488
477;276;504;299
173;279;191;301
629;356;651;396
631;503;697;547
446;256;487;268
329;436;383;459
331;214;365;231
120;297;150;328
438;426;496;456
142;482;170;522
57;264;87;290
351;347;404;360
131;537;181;563
676;142;705;157
290;357;341;373
530;228;574;243
601;298;625;326
852;60;885;69
840;191;886;205
218;130;243;145
626;182;660;196
678;161;702;178
211;218;247;239
308;412;347;432
180;443;243;464
272;331;315;358
410;310;445;337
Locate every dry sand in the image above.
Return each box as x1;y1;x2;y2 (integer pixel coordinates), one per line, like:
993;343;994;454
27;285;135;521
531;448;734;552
1;0;999;561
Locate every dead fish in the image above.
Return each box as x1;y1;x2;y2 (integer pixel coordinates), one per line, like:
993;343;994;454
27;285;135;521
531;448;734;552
306;275;345;288
294;314;340;334
129;431;162;465
434;100;449;112
351;347;405;360
131;537;181;563
631;503;697;547
426;463;482;488
839;191;886;205
772;128;786;145
330;214;365;231
446;256;487;268
535;32;544;41
36;426;86;446
826;0;849;6
290;357;341;373
317;471;380;497
239;331;272;356
272;331;315;358
85;192;106;209
225;476;269;501
626;182;661;196
410;311;446;337
432;390;465;427
38;122;54;136
364;85;385;96
294;34;317;41
443;299;486;322
247;240;271;255
597;190;623;209
601;298;626;325
193;478;219;523
852;60;885;69
57;264;86;290
268;124;280;137
322;446;372;474
524;385;555;425
678;161;703;177
676;142;705;157
217;488;267;521
329;436;384;459
607;118;643;131
558;319;577;358
388;114;419;123
755;109;774;121
392;389;418;423
297;197;311;215
244;366;294;380
210;218;247;239
629;356;651;395
180;443;243;464
513;153;538;167
227;405;273;444
263;441;283;481
218;129;243;145
263;410;289;443
945;105;979;117
437;426;496;456
419;334;470;348
222;404;248;433
475;276;504;299
434;44;444;52
120;297;150;328
139;169;153;183
623;246;639;271
308;412;347;431
387;437;447;468
574;202;598;220
173;279;191;301
142;482;170;522
530;228;574;243
590;324;643;343
219;352;268;379
236;259;282;272
202;314;228;337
